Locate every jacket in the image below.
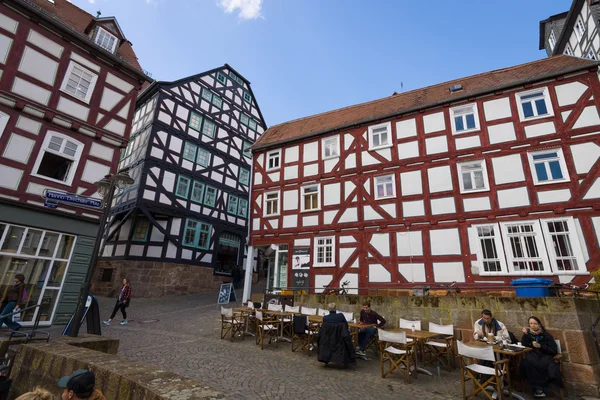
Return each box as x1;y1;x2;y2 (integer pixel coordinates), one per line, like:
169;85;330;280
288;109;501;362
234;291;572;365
88;389;107;400
5;282;24;303
318;322;356;366
117;285;132;306
473;318;510;341
323;311;347;324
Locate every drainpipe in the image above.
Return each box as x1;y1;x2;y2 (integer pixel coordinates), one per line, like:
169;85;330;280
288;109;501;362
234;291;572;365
242;159;255;304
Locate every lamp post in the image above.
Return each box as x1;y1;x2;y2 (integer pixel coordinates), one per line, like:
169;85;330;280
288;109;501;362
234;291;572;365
68;171;134;337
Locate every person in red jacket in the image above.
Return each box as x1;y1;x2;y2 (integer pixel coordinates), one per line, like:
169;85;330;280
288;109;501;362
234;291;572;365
102;278;131;326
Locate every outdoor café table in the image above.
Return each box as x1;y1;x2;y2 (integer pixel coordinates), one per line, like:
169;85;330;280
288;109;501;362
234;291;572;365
232;307;256;337
348;322;377;346
306;316;377;349
387;328;443;377
467;340;532;400
256;309;295;342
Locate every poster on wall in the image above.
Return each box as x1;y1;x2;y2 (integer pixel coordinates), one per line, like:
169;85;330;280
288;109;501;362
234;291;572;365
292;247;311;269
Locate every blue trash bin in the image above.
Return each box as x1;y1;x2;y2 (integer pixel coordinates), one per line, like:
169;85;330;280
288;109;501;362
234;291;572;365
510;278;554;297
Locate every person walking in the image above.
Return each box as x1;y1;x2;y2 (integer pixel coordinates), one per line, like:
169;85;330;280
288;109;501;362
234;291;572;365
0;273;25;331
102;278;131;326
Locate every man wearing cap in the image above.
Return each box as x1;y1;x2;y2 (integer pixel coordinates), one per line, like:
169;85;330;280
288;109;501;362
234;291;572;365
57;370;106;400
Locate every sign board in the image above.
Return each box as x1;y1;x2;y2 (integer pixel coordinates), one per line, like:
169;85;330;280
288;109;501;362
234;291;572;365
42;190;102;210
292;270;310;294
44;201;58;208
217;283;236;305
292;247;310;270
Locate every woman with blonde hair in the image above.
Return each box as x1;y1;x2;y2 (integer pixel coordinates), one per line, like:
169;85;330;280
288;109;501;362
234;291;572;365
16;388;55;400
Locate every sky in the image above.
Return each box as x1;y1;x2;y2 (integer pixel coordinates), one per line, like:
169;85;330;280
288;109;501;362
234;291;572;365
73;0;569;128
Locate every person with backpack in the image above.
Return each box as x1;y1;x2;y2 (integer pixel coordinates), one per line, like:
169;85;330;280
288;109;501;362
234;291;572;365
102;278;131;326
0;273;25;331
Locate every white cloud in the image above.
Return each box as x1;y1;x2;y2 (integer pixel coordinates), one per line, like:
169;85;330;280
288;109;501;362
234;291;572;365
88;0;95;3
219;0;263;20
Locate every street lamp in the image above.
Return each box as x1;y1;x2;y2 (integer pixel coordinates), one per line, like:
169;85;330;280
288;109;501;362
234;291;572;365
68;171;134;337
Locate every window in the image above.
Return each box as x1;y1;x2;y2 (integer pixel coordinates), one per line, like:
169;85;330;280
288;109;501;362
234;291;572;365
238;199;248;218
183;219;211;249
183;142;197;161
242;141;252;158
457;160;489;193
239;168;250;186
249;119;257;131
176;175;191;198
202;119;216;138
243;92;252;102
527;149;568;185
227;195;239;214
216;72;227;85
368;122;391;150
240;114;249;126
540;218;585;273
564;44;574;56
212;95;222;109
575;17;586;40
322;136;339;159
302;185;320;211
516;88;553;121
314;237;335;267
94;27;118;53
267;150;281;170
229;71;244;86
33;132;83;185
588;49;596;60
203;186;217;207
451;104;479;134
264;191;279;216
500;221;550;274
132;218;150;242
60;62;98;103
190;181;205;203
473;224;507;274
189;112;203;131
201;88;213;102
197;148;211;167
374;174;395;199
548;30;557;51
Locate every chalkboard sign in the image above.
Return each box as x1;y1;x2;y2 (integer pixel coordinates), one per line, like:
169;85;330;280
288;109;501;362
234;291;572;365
217;283;237;305
292;270;310;294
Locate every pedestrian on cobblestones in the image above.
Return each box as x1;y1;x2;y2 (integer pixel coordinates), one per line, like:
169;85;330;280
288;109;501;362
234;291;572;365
0;273;25;331
102;278;131;326
356;301;386;357
16;388;55;400
57;370;106;400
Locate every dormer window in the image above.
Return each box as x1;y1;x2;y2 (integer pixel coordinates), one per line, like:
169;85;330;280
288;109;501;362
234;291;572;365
94;27;118;53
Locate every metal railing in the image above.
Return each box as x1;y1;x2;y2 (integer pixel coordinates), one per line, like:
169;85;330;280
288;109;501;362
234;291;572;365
0;304;51;343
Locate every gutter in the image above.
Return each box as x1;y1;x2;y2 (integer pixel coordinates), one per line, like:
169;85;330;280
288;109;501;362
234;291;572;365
252;62;600;152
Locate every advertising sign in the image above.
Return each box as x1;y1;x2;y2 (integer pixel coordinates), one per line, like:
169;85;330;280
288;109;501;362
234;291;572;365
42;190;102;209
292;247;310;270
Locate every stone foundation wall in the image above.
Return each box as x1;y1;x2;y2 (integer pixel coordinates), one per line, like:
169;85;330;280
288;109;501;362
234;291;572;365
8;335;226;400
291;294;600;397
95;260;230;298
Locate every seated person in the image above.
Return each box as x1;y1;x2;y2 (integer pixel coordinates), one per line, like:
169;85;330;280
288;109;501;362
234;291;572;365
356;301;386;356
473;309;510;342
323;302;348;325
58;369;107;400
318;302;355;366
519;316;560;398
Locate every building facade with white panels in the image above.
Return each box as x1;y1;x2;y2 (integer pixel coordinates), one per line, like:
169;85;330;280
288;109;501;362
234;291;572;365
248;56;600;294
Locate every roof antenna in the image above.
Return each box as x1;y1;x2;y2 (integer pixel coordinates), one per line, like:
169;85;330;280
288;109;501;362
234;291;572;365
96;10;102;18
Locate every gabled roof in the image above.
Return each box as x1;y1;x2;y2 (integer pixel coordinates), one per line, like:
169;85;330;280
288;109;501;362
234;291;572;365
253;56;599;151
538;10;568;51
551;0;586;56
95;17;127;41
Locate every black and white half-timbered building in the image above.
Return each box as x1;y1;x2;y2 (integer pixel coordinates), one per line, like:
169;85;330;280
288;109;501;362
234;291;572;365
97;66;267;297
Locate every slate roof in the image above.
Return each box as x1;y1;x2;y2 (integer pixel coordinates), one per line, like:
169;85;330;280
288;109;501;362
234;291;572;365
253;56;599;151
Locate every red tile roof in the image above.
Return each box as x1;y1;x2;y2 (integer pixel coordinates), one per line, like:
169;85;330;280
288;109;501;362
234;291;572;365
253;56;599;150
23;0;144;73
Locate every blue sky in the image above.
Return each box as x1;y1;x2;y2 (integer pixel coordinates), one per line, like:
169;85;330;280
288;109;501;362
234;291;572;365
74;0;568;127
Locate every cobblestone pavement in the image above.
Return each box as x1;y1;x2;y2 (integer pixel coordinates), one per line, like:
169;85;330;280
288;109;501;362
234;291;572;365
49;287;546;400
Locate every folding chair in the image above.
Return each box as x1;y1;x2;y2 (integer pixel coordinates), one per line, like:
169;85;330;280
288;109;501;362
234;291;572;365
457;341;510;400
425;322;455;371
301;306;317;315
341;311;353;322
291;315;309;352
267;303;283;311
282;305;300;339
399;318;421;343
378;328;415;383
317;308;328;317
220;307;244;341
255;311;281;349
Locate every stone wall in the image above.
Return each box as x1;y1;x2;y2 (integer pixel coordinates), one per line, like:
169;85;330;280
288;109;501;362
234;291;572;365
95;260;230;298
9;335;226;400
291;294;600;397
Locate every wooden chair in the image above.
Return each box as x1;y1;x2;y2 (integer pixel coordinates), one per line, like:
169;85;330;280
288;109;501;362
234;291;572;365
424;322;455;371
282;305;299;338
341;311;353;322
267;303;283;312
317;308;328;317
399;318;421;343
457;341;510;400
378;328;415;383
291;315;309;352
255;311;281;350
220;307;244;341
301;306;317;315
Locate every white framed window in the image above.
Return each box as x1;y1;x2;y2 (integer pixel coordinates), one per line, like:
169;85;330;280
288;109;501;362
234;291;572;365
267;149;281;171
500;221;551;274
322;136;339;159
32;132;84;186
374;174;395;199
60;61;98;104
527;149;569;185
314;236;335;267
588;49;596;60
457;160;489;193
516;87;553;121
540;218;586;274
264;191;280;216
472;224;508;274
575;16;586;41
368;122;392;150
301;184;320;212
564;44;574;56
450;104;479;134
94;27;118;53
548;30;557;51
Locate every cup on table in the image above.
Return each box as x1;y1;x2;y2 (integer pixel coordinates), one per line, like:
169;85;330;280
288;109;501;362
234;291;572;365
487;333;495;343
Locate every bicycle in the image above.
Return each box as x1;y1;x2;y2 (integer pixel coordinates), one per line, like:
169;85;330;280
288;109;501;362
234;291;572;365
323;280;350;295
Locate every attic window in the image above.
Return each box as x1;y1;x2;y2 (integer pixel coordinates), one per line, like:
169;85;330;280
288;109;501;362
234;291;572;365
94;27;118;54
450;84;463;93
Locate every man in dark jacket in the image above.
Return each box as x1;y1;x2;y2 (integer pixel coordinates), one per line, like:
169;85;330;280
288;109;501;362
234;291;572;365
318;309;356;367
356;301;386;356
323;303;347;324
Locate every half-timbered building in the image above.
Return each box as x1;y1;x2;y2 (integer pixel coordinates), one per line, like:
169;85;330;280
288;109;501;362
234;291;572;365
0;0;148;324
96;65;267;297
248;56;600;294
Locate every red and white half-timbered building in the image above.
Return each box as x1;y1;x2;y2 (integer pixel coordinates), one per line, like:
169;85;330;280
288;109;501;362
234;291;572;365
247;56;600;295
0;0;148;324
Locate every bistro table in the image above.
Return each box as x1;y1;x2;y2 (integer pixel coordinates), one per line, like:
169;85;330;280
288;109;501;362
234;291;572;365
256;309;296;342
387;328;443;377
232;307;257;337
307;315;377;352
